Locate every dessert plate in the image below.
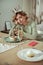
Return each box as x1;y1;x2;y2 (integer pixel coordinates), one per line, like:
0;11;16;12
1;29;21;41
17;48;43;62
4;37;15;43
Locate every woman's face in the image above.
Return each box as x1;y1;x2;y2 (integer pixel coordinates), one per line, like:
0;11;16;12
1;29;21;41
16;14;28;25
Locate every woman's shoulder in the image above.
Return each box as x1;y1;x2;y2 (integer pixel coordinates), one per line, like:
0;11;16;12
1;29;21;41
27;20;36;27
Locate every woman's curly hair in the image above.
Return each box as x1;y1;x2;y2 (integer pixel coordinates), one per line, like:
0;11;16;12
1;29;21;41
12;11;28;22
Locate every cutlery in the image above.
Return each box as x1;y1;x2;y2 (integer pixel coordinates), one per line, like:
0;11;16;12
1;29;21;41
35;52;43;57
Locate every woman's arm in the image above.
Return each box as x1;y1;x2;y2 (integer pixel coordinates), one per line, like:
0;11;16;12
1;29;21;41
9;25;15;36
23;22;37;39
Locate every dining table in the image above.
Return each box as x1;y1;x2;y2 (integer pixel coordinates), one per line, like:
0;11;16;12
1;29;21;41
0;32;43;65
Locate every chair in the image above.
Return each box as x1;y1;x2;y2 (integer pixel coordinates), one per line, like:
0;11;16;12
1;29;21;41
40;12;43;23
1;21;12;34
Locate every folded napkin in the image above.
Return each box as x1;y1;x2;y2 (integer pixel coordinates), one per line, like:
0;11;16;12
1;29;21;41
28;41;38;46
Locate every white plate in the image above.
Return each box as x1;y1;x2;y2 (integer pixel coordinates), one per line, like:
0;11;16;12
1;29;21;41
4;37;15;43
4;37;20;43
17;48;43;62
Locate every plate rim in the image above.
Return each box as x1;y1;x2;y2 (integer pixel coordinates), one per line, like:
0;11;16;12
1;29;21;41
17;48;43;62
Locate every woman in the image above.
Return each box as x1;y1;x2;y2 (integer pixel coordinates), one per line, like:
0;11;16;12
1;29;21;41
9;11;37;42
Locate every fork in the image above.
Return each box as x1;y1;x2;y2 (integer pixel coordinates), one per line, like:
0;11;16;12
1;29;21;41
35;52;43;57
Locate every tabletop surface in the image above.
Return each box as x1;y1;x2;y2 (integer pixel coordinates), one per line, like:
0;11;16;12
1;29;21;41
0;32;43;65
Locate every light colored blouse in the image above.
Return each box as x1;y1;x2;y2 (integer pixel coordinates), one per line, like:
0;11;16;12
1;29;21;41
9;21;37;41
23;21;37;39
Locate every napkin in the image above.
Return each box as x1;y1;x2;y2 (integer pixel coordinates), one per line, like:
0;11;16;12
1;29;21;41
28;41;38;46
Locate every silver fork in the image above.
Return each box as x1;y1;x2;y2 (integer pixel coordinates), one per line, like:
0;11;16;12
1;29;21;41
32;48;43;57
35;52;43;57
